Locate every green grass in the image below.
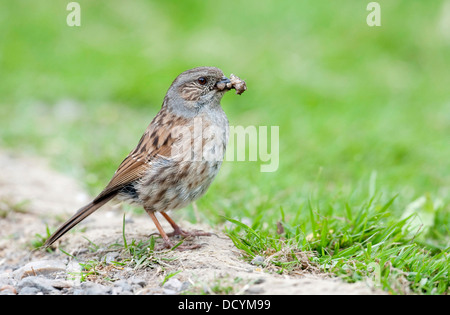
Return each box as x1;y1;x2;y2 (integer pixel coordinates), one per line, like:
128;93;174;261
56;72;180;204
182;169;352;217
226;191;450;294
0;198;30;218
1;1;450;294
59;231;177;283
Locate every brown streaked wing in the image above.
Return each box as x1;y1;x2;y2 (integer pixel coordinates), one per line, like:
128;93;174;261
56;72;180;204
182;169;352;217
93;108;179;202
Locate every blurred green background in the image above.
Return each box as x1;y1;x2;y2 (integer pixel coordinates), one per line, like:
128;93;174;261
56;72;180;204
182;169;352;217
1;1;449;242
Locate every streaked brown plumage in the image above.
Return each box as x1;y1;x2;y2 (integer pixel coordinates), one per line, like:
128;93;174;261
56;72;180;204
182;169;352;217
44;67;246;250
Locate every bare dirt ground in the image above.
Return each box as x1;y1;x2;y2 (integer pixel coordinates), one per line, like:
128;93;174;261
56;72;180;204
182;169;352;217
0;150;382;295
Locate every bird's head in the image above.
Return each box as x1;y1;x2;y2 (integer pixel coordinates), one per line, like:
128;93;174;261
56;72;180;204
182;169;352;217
165;67;233;116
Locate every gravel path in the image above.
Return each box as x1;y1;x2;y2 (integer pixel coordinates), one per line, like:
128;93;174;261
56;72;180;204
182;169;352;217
0;150;382;295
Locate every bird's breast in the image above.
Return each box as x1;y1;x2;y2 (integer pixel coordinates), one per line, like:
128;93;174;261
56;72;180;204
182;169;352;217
134;110;229;212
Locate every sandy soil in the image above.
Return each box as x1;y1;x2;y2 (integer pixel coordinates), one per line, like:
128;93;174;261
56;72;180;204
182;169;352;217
0;150;382;295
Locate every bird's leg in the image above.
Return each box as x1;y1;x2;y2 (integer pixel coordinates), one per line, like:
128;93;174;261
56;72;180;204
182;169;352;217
147;211;173;249
161;211;212;238
146;211;202;250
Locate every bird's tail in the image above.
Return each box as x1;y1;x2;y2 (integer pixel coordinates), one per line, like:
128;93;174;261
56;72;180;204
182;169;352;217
44;193;116;247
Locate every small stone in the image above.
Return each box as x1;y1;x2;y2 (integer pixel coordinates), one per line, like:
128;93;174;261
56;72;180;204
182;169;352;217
112;279;133;295
18;287;40;295
75;282;111;295
251;256;265;266
0;285;17;295
102;252;120;265
162;278;183;292
130;276;146;287
0;273;13;287
245;286;265;294
13;260;66;280
17;276;60;295
163;288;177;295
254;278;265;285
49;280;72;290
180;281;191;292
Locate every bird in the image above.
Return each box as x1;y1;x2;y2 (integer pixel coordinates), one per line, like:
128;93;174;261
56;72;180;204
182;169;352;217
44;66;247;250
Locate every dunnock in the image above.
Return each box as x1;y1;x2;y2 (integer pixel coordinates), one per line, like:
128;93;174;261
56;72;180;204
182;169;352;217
44;66;246;250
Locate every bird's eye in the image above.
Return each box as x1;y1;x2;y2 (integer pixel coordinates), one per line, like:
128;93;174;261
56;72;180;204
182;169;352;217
198;77;207;85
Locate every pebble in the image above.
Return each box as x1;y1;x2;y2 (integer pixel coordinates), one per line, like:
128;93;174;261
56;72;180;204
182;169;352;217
245;286;265;294
74;282;111;295
112;279;133;295
13;260;67;280
102;252;120;265
0;258;193;295
129;276;147;288
17;276;61;295
0;285;17;295
162;278;190;295
251;256;265;266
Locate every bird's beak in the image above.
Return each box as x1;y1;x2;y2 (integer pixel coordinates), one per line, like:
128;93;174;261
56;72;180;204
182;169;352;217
217;76;231;85
215;76;232;91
